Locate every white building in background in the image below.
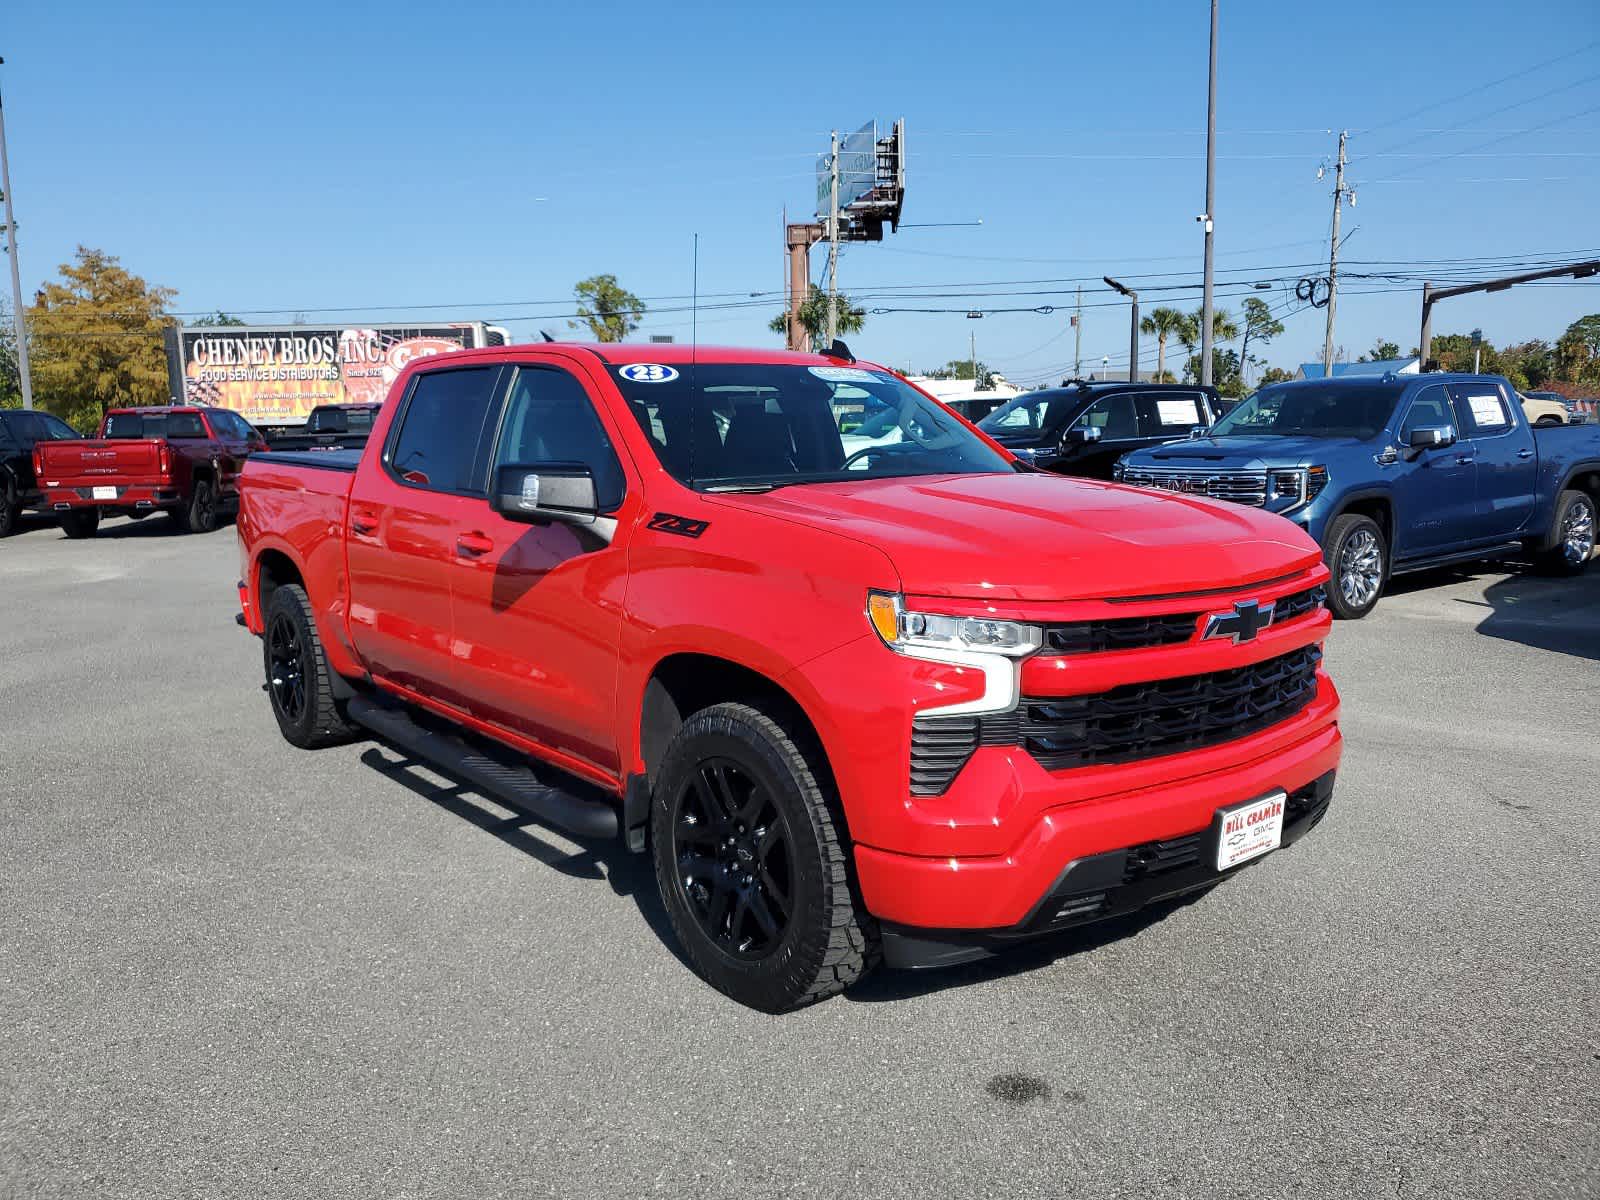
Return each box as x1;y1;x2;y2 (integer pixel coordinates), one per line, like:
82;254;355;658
906;373;1022;404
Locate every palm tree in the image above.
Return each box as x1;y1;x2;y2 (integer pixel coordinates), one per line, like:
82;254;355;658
1140;307;1186;383
1177;307;1238;383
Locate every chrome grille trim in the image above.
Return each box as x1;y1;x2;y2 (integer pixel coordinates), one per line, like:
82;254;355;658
1119;465;1269;507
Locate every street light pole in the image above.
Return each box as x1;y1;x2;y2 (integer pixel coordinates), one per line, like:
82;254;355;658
1198;0;1218;387
0;58;34;410
1104;276;1139;383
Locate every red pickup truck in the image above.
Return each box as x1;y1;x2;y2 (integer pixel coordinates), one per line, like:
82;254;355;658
236;343;1342;1011
36;405;265;538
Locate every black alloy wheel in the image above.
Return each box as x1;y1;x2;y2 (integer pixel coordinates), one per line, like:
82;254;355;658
267;610;309;726
671;758;796;960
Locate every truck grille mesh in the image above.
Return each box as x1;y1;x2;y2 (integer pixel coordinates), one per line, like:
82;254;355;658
1040;584;1325;656
1016;645;1321;771
1118;466;1268;506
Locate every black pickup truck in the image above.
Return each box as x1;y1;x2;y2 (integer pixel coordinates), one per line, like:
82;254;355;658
263;404;381;453
978;381;1225;479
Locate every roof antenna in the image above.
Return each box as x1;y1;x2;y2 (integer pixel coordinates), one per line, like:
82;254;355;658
538;329;555;343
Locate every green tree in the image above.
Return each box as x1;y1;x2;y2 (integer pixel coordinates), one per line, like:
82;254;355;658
1139;306;1186;384
192;311;246;327
1555;314;1600;388
1359;338;1401;363
1427;332;1502;375
1257;366;1295;387
768;285;866;350
1238;297;1285;386
0;298;19;409
925;359;995;389
570;274;645;342
28;246;176;428
1178;307;1240;386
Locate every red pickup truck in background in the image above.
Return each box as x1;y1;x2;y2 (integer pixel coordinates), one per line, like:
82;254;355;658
36;405;266;538
236;343;1342;1011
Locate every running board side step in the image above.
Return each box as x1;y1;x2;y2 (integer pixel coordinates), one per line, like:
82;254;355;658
346;695;619;840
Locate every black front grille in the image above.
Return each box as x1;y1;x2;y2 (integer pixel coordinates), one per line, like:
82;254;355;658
1016;645;1322;771
1273;585;1327;623
1044;611;1199;654
1121;831;1208;883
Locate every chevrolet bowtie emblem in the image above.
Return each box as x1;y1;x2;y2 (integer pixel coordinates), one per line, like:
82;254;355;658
1203;599;1274;644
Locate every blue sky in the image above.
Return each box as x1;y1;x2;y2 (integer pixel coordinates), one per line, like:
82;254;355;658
5;0;1597;385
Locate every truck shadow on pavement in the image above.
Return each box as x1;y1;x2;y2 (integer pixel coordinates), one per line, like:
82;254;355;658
357;747;694;972
1383;561;1600;662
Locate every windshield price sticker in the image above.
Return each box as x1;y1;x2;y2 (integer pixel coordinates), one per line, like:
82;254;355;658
808;366;883;384
1467;395;1508;427
618;363;680;384
1157;398;1202;426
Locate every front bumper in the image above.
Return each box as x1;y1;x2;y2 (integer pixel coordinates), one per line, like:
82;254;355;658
851;687;1341;932
878;769;1336;968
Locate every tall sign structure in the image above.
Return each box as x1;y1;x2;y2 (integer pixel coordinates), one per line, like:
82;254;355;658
783;119;906;352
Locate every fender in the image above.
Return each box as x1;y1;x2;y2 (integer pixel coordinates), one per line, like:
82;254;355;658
1534;458;1600;551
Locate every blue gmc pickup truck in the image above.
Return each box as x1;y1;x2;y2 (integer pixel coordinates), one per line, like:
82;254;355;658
1114;373;1600;618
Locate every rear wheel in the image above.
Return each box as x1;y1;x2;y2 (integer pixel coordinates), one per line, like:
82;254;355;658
650;701;880;1012
1535;415;1563;427
1322;513;1386;620
1535;489;1596;576
262;583;359;748
59;509;100;540
182;478;218;534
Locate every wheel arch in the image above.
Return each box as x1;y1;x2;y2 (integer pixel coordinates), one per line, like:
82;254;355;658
1325;489;1395;568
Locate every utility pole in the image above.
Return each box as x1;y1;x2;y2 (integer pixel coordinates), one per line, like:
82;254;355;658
969;329;977;387
1199;0;1218;387
825;129;840;344
1073;286;1082;377
1322;129;1349;375
0;58;34;410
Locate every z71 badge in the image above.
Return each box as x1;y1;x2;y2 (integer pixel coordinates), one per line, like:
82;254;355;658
647;513;709;538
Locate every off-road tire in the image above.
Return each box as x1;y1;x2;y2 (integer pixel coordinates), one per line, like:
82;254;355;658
1322;513;1386;620
59;509;100;539
650;701;881;1012
182;478;219;534
1534;489;1596;576
263;583;359;749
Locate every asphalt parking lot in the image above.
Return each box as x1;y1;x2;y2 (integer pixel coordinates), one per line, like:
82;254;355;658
2;512;1596;1200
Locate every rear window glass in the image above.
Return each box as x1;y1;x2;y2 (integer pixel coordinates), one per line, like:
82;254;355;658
103;412;208;439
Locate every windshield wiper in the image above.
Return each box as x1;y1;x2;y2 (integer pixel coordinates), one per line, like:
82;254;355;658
702;482;786;493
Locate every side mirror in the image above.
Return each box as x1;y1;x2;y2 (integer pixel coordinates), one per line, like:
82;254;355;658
1187;425;1210;440
491;463;600;526
1407;425;1456;450
1062;425;1103;448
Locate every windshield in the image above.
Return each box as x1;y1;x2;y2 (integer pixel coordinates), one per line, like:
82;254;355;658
1209;383;1399;440
979;390;1072;436
608;362;1012;490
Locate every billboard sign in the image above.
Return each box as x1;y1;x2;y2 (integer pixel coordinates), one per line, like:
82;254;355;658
165;323;485;426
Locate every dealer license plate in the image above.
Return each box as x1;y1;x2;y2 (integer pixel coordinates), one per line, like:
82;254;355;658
92;486;118;500
1216;790;1287;870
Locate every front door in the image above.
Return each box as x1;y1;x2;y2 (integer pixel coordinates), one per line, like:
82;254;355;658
446;359;636;782
1449;382;1538;540
1054;392;1145;478
1389;383;1477;560
345;364;506;709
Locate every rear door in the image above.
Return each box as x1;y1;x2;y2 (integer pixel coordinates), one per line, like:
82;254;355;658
1054;392;1144;478
1389;383;1477;559
1136;391;1210;443
446;359;635;779
1449;381;1537;539
204;410;258;494
345;364;507;708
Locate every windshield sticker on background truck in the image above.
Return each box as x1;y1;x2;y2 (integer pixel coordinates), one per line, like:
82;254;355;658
1467;395;1509;427
618;363;680;384
1157;398;1202;426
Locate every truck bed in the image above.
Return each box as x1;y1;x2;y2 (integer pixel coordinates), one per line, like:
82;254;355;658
36;438;165;486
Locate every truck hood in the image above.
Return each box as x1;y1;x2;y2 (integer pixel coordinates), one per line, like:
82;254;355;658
713;472;1321;602
1129;433;1365;468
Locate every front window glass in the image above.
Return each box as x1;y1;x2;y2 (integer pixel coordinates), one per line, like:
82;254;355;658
389;367;501;492
1071;395;1139;438
982;394;1053;432
494;367;626;510
609;363;1012;490
1210;383;1399;440
1399;386;1453;440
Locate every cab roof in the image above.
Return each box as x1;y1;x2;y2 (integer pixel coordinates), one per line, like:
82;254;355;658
409;341;880;371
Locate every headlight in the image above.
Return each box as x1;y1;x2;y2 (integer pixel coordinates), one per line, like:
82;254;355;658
1267;466;1328;510
867;591;1042;658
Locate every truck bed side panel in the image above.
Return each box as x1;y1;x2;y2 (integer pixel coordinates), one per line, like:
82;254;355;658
237;456;365;682
1530;423;1600;537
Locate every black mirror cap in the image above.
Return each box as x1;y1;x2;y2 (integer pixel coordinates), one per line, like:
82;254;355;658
1407;425;1456;449
491;462;600;525
1063;426;1103;446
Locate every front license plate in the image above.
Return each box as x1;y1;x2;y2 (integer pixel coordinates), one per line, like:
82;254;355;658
92;486;118;500
1216;790;1287;870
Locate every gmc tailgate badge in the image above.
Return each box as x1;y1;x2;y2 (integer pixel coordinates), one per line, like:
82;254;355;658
1204;599;1273;644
